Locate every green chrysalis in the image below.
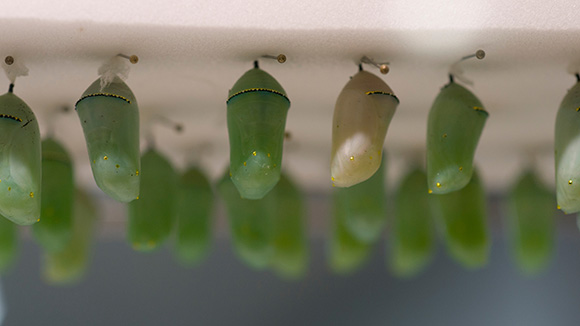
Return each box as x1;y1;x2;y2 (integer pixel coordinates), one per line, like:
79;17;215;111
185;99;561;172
33;138;74;253
0;91;41;225
0;214;18;273
507;171;555;275
128;149;177;251
432;169;489;268
331;70;398;188
173;166;214;266
328;207;373;275
388;168;435;278
427;81;488;194
226;63;290;199
555;80;580;213
75;76;140;203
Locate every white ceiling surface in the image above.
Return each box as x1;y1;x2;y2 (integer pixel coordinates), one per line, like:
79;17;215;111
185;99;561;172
0;0;580;202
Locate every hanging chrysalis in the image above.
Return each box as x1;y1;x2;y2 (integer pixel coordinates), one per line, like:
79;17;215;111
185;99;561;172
0;214;18;273
218;170;274;269
331;62;398;188
33;138;74;253
432;169;489;268
328;207;373;275
334;154;387;243
173;166;214;266
128;149;177;251
427;51;488;194
43;189;96;284
75;55;140;203
507;171;555;275
226;60;290;199
555;76;580;213
388;168;436;278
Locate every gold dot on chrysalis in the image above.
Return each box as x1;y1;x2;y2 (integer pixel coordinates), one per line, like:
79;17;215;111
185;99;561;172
459;166;463;171
252;151;257;156
273;164;277;167
436;182;441;188
569;180;573;185
36;218;40;222
136;196;139;200
116;164;120;168
7;187;11;191
136;170;139;176
103;156;108;160
29;192;34;198
442;133;447;138
369;156;373;160
332;184;336;187
267;153;271;157
557;205;561;210
473;106;483;111
350;156;354;161
243;162;247;166
148;240;155;247
229;172;232;177
93;160;96;164
428;189;433;194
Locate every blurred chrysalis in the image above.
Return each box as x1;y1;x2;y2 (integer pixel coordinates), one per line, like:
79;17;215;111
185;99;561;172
226;62;290;199
427;79;488;194
432;169;489;268
328;207;373;275
173;166;214;266
0;88;41;225
43;189;96;285
507;171;555;275
333;155;387;243
555;78;580;213
331;69;398;188
388;168;436;278
75;76;140;203
128;149;177;251
0;214;18;273
33;138;74;253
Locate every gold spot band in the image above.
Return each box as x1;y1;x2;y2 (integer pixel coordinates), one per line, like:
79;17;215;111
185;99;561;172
75;93;132;109
0;114;22;122
365;91;400;104
227;88;290;104
473;106;489;115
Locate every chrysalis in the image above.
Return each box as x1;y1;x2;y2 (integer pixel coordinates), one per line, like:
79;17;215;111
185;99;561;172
507;171;555;275
426;80;488;194
388;168;435;278
226;63;290;199
128;149;177;251
0;214;17;272
33;138;74;253
328;208;372;275
0;90;41;225
432;169;489;268
75;76;140;203
173;166;214;266
333;155;387;243
43;189;96;284
217;170;273;269
555;79;580;213
331;70;398;188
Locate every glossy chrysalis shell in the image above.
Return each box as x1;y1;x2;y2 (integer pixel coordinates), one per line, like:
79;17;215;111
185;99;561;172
33;138;74;253
388;169;435;278
432;169;489;268
555;81;580;213
331;70;398;188
173;166;214;266
328;207;372;275
333;156;387;243
507;171;555;275
128;149;177;251
226;66;290;199
43;189;96;284
75;76;140;203
0;91;41;225
0;214;18;272
427;81;488;194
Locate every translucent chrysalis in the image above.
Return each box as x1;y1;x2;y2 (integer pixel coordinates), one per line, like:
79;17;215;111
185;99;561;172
0;214;17;272
226;63;290;199
75;76;140;203
173;166;214;266
432;169;489;268
507;171;555;275
555;79;580;213
0;90;41;225
33;138;74;253
128;149;177;251
331;70;398;188
333;156;387;243
388;168;435;278
328;207;372;275
427;80;488;194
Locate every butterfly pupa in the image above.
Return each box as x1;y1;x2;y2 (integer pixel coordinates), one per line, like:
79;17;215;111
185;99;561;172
331;70;398;188
128;149;177;252
0;90;41;225
218;170;274;269
555;79;580;213
328;207;372;275
43;189;96;284
432;169;489;268
173;166;214;266
0;214;18;273
426;80;488;194
333;155;387;243
226;63;290;200
75;76;140;203
507;171;555;275
388;168;436;278
33;138;74;253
